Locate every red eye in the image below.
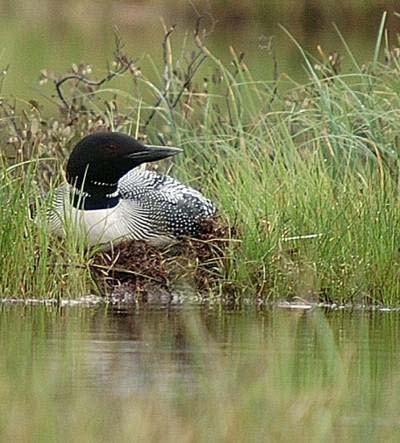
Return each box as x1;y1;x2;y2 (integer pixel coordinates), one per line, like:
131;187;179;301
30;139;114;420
105;144;118;153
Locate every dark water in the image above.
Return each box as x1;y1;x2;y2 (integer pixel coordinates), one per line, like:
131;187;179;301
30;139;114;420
2;302;400;397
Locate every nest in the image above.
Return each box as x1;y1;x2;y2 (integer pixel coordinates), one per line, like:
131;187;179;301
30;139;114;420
90;218;235;300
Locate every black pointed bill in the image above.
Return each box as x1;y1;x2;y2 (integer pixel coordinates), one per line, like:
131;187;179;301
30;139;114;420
125;145;182;163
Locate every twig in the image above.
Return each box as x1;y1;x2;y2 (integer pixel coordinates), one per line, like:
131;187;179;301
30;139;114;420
170;51;207;109
143;18;208;130
143;24;176;129
55;72;118;109
268;36;279;104
89;262;165;283
55;32;134;110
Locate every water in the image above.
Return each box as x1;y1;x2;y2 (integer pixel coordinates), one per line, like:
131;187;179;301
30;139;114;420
2;302;400;397
0;5;394;100
2;303;400;439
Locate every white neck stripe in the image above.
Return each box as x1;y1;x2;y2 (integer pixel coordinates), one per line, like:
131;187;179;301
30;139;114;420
90;180;118;187
70;186;119;200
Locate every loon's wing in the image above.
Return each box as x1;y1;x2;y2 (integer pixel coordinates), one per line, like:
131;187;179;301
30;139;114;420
118;169;216;236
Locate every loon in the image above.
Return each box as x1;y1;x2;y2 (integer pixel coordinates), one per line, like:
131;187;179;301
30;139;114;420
49;132;216;247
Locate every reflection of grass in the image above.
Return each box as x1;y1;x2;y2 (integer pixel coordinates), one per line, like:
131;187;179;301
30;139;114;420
0;306;399;440
1;22;400;302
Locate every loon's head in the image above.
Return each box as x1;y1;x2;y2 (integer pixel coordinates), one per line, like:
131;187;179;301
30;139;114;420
66;132;182;189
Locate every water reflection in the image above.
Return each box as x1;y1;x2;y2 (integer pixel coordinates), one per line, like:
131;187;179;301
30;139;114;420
1;303;400;397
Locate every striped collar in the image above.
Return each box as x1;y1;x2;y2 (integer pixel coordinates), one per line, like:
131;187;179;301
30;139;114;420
70;185;120;210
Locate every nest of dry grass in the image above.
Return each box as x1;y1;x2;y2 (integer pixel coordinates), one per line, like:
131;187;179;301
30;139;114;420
90;218;235;299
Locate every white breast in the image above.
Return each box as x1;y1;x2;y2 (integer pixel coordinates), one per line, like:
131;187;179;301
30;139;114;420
67;205;129;246
49;189;172;248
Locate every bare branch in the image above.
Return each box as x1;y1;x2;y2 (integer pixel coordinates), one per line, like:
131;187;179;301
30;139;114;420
55;31;135;110
142;24;176;129
170;52;207;109
143;19;209;130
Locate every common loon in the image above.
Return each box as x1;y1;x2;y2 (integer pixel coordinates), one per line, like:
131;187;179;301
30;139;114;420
49;132;216;247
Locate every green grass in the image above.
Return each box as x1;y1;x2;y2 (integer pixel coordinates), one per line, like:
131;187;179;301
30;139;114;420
0;160;93;298
1;23;400;303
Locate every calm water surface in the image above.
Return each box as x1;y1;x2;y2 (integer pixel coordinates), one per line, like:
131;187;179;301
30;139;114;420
0;10;392;99
1;303;400;397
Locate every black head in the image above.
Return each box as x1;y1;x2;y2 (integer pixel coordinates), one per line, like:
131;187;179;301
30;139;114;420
66;132;182;189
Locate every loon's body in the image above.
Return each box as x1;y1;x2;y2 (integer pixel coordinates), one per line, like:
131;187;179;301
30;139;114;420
49;132;215;247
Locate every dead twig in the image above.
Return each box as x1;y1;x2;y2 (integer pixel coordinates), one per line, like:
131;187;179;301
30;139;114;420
143;24;176;129
143;18;208;130
55;33;135;110
89;262;165;284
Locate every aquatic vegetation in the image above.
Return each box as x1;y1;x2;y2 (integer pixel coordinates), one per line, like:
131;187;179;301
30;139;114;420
1;21;400;303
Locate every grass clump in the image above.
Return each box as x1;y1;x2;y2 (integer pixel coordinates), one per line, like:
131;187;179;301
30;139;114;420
1;22;400;303
0;161;93;299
